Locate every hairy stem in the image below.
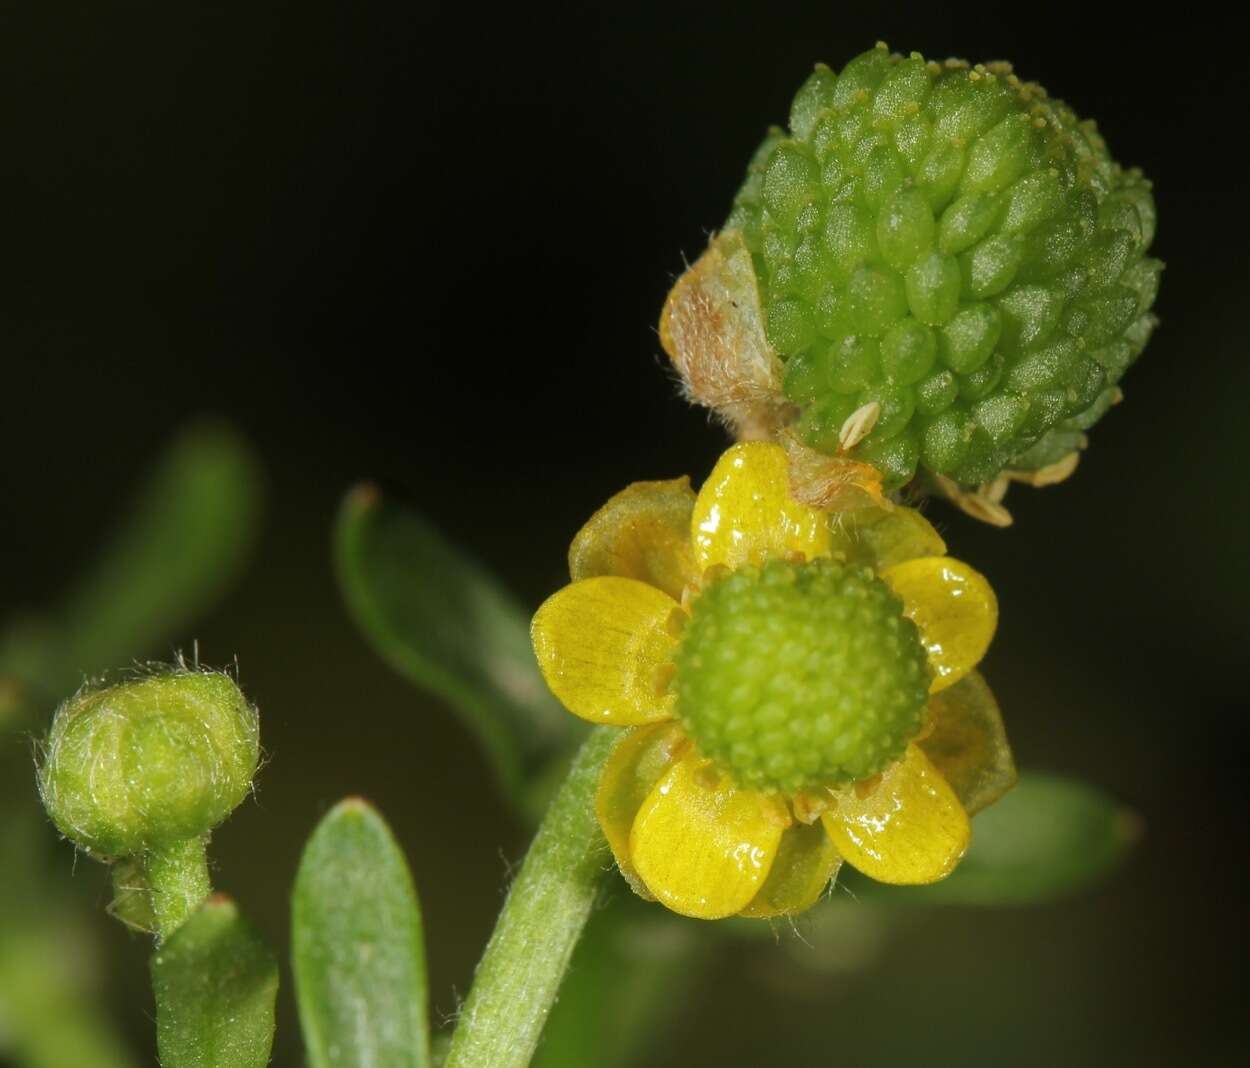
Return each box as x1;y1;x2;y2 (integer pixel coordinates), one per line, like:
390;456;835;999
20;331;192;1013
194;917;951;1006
143;836;210;941
444;728;615;1068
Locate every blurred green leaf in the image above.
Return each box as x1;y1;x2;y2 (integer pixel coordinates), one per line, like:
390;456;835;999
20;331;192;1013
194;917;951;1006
0;926;138;1068
150;895;278;1068
292;798;429;1068
1;420;262;726
334;484;580;808
847;772;1138;905
533;895;707;1068
58;421;262;674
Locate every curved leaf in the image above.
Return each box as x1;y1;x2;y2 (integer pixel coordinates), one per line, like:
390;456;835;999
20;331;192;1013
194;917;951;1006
60;420;262;673
1;420;262;726
334;484;580;806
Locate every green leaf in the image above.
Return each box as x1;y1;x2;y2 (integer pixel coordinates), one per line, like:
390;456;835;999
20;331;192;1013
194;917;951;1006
847;772;1139;905
0;923;139;1068
334;484;580;807
292;798;429;1068
532;896;706;1068
150;895;278;1068
60;420;262;672
1;420;262;726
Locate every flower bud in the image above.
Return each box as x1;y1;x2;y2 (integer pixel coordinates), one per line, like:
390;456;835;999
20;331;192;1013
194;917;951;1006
38;669;259;858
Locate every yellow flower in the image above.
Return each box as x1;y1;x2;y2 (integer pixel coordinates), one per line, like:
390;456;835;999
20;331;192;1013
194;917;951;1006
532;442;1015;920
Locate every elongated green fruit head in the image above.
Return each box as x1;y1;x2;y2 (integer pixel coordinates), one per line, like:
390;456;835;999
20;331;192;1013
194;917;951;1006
38;668;259;858
674;44;1160;489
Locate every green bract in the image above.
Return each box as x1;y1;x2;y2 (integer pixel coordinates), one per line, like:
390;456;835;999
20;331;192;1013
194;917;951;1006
724;44;1160;487
673;558;929;793
38;669;259;857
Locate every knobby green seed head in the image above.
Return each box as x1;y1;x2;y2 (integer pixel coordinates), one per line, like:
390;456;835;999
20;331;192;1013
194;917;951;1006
724;44;1160;487
673;558;929;794
38;669;259;858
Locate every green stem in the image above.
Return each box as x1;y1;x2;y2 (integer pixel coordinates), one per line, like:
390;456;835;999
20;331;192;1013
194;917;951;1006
444;728;615;1068
143;837;210;941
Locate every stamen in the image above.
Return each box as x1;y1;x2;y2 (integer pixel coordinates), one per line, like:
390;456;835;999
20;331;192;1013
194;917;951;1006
653;662;677;697
792;789;835;825
664;607;689;639
853;774;883;801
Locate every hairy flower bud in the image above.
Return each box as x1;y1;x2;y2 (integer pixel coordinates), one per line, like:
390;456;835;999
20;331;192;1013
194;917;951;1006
38;668;259;858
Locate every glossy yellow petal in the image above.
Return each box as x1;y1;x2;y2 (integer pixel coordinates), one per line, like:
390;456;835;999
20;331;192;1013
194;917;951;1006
531;577;680;725
822;744;970;885
738;821;842;918
881;556;997;693
630;753;787;919
595;722;689;895
832;504;947;570
920;670;1016;816
691;442;831;573
568;477;698;601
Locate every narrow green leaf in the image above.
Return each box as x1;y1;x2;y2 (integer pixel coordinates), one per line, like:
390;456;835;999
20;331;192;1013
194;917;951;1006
150;895;278;1068
846;772;1139;905
292;798;429;1068
334;484;580;805
61;421;262;672
0;420;262;726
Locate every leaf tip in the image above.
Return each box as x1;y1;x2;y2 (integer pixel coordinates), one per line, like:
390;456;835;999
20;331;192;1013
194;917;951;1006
1114;805;1144;846
345;482;382;514
327;795;383;822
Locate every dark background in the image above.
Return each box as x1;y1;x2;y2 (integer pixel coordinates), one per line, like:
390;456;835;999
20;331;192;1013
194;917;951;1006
3;3;1247;1066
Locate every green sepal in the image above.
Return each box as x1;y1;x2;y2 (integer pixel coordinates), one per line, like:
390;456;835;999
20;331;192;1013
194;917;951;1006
292;798;429;1068
920;671;1017;816
109;857;156;934
334;484;581;814
845;771;1137;904
150;895;278;1068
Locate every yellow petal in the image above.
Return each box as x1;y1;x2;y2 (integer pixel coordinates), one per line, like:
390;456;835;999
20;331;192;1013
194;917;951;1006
630;753;786;919
691;442;831;573
881;556;997;693
531;577;680;725
595;722;689;895
920;670;1016;816
832;504;947;570
738;821;842;918
568;477;698;601
822;744;970;885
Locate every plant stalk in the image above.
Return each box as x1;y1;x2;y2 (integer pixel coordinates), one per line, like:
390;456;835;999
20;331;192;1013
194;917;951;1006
444;727;615;1068
143;836;210;941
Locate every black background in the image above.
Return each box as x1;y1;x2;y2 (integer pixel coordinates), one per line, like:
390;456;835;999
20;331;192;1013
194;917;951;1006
3;4;1248;1066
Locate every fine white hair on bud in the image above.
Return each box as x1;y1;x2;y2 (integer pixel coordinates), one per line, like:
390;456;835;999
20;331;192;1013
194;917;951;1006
37;667;259;859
